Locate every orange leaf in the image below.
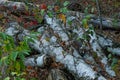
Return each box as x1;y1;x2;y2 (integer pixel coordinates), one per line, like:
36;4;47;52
54;6;60;12
0;13;4;19
24;22;29;28
27;66;33;70
58;13;66;24
51;62;58;68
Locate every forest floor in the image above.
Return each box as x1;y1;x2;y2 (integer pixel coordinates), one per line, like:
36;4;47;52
9;0;120;43
0;0;120;80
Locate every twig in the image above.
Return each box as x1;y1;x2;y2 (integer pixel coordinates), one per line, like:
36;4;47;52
96;0;102;30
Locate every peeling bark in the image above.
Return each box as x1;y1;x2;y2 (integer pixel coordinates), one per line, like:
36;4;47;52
0;0;26;11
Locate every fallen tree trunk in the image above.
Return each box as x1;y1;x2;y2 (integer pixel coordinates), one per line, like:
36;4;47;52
67;11;120;30
0;0;26;11
5;18;118;80
90;19;120;30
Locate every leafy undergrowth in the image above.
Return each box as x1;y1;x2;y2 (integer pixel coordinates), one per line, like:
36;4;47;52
0;1;72;79
9;0;120;18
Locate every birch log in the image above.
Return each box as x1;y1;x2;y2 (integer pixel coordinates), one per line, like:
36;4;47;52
4;20;114;80
0;0;26;11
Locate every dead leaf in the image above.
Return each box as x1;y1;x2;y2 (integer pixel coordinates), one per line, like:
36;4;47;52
45;37;50;42
0;13;4;19
54;6;60;12
58;13;66;24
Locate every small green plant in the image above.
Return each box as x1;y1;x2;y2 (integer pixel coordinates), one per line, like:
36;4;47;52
60;1;69;14
108;53;118;68
0;32;32;79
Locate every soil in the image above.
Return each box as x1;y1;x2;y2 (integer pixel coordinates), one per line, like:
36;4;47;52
32;0;120;17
